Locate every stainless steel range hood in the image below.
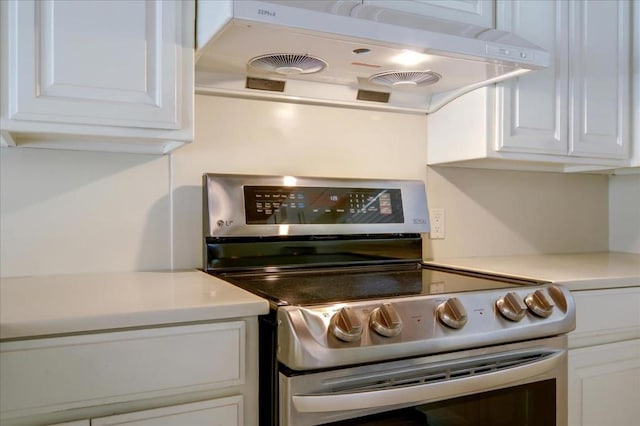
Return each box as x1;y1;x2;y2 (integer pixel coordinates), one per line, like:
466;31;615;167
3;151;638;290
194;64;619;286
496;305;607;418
195;0;549;113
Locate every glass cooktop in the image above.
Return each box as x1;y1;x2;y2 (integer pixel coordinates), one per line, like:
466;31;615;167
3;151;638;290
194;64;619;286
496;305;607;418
215;265;544;306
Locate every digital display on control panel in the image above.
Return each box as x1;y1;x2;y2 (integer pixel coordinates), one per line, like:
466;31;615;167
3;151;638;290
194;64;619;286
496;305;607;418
244;186;404;225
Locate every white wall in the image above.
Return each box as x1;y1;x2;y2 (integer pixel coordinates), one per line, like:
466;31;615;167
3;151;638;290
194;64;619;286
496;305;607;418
0;149;171;277
609;174;640;253
171;95;429;269
0;95;613;278
425;166;609;259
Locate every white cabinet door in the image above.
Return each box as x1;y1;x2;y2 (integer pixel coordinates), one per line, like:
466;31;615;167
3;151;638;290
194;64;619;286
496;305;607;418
496;0;569;155
427;0;632;172
568;0;630;160
498;0;630;160
91;397;242;426
8;0;178;129
0;0;193;154
632;0;640;169
363;0;494;27
568;340;640;426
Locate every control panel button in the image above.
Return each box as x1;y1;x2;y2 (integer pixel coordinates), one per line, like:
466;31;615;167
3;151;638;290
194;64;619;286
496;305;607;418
437;297;468;329
370;303;402;337
525;289;554;318
329;307;363;342
496;292;527;322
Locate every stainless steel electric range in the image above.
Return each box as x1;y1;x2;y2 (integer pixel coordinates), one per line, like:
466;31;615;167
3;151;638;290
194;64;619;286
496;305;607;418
203;173;576;426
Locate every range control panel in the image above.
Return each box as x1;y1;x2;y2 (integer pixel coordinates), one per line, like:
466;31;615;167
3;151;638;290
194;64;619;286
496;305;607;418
244;186;404;225
203;173;430;237
277;283;576;370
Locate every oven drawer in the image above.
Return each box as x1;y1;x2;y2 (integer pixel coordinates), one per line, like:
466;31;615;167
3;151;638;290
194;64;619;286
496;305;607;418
0;321;246;420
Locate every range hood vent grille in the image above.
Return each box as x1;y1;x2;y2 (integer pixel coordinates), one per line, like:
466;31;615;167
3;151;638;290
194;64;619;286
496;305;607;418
248;54;328;75
356;90;390;103
369;71;442;87
246;77;286;92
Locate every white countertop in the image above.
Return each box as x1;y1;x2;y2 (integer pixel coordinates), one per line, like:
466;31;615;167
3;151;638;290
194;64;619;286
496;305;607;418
3;253;638;340
424;252;640;291
0;270;269;340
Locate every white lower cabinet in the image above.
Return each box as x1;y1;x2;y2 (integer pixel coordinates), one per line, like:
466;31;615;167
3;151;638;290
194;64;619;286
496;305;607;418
1;319;258;426
48;397;241;426
568;340;640;426
568;286;640;426
91;396;242;426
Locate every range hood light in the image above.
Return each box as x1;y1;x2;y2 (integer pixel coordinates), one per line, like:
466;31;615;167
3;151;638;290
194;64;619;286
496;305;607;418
392;80;418;86
391;50;430;66
276;66;305;75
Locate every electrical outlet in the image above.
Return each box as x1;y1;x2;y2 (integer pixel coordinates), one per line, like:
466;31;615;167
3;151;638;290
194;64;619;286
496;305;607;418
429;208;445;239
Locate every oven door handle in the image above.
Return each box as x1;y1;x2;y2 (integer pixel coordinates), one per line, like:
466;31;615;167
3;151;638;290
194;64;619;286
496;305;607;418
292;350;564;413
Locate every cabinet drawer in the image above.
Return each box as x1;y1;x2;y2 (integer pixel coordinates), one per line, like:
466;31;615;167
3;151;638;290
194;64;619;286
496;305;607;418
92;396;242;426
0;322;245;419
569;287;640;348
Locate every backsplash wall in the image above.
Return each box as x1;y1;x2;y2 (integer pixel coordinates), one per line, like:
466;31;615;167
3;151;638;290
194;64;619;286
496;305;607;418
425;166;609;259
0;94;616;278
0;149;172;277
609;174;640;253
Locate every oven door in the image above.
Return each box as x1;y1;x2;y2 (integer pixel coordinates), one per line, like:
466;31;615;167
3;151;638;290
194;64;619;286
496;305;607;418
279;335;567;426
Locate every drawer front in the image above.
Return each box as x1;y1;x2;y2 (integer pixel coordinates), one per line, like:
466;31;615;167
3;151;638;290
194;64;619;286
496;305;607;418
1;321;245;418
569;287;640;348
91;396;242;426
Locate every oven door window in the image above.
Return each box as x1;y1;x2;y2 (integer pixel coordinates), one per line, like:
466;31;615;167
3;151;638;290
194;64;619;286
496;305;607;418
325;379;556;426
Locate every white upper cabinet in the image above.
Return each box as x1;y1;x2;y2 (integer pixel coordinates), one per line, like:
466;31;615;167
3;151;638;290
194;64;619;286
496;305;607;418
0;0;194;155
567;1;630;160
362;0;494;27
498;0;630;160
495;0;569;156
427;0;632;173
631;0;640;170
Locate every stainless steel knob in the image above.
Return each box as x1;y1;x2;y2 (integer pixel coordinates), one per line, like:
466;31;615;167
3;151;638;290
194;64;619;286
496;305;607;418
525;289;554;318
370;303;402;337
496;292;527;322
437;297;467;329
329;307;363;342
547;285;568;312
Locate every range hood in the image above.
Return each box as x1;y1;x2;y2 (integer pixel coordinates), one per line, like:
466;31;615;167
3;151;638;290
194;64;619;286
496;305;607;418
195;0;549;113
